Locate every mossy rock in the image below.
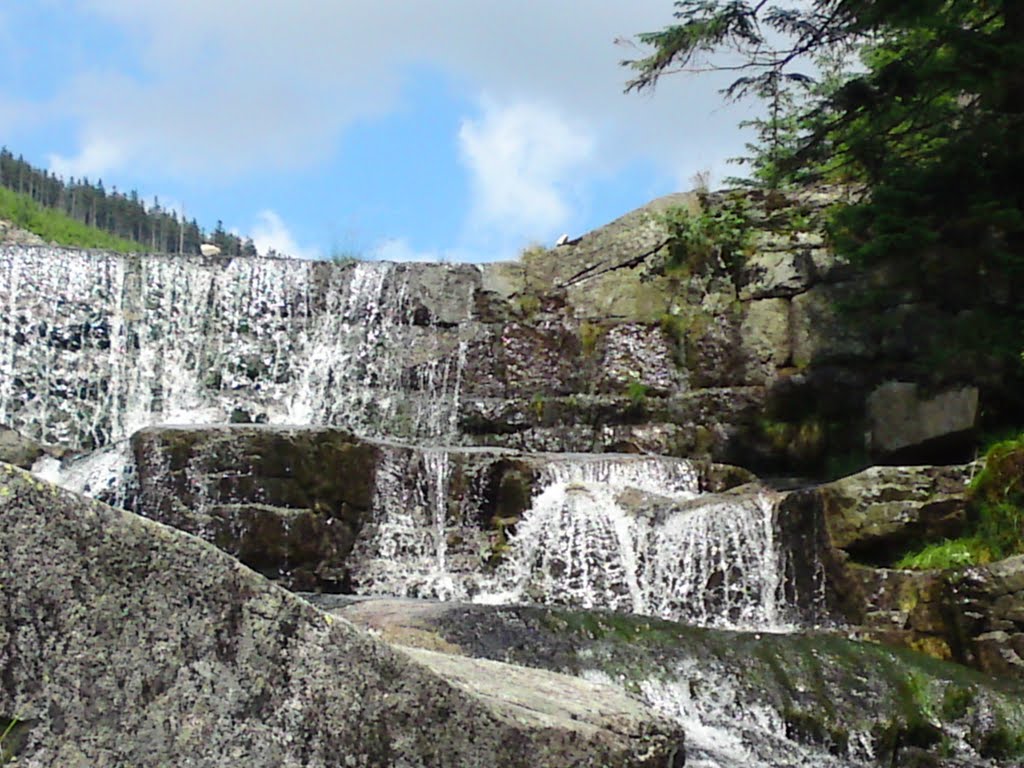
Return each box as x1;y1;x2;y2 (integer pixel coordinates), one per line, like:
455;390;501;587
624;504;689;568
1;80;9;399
331;597;1024;767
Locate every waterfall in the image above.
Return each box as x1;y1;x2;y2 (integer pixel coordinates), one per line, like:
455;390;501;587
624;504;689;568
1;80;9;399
4;245;827;632
349;451;817;631
478;456;798;630
1;247;470;498
0;247;469;451
33;441;138;510
349;446;469;600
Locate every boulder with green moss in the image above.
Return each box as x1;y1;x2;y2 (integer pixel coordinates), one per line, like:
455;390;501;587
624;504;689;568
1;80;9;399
320;596;1024;768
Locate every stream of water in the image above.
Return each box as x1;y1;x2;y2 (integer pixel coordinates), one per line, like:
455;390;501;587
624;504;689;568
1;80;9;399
352;451;822;631
0;247;469;450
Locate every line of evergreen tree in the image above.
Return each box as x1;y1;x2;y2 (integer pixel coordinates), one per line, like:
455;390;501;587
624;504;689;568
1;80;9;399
0;148;258;257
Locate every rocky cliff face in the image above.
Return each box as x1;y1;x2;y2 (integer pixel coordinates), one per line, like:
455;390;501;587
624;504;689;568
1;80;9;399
0;186;995;476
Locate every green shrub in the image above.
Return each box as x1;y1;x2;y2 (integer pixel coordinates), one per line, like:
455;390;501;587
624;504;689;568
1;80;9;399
626;379;649;405
659;197;751;277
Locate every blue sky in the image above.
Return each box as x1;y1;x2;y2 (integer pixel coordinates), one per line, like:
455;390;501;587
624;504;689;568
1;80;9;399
0;1;758;262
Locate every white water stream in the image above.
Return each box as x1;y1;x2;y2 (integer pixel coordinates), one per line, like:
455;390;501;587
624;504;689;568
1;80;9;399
353;451;814;631
0;248;468;448
1;247;469;496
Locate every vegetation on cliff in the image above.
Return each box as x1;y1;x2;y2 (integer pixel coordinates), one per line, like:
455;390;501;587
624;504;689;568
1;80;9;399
628;0;1024;418
898;434;1024;569
0;186;143;252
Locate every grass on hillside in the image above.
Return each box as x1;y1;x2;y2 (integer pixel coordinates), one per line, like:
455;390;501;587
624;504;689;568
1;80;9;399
0;186;145;253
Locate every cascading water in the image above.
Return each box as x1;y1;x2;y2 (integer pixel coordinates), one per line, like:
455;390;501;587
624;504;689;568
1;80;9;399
0;248;468;448
478;455;800;630
586;666;877;768
32;441;138;509
349;446;469;600
0;246;470;495
350;451;819;631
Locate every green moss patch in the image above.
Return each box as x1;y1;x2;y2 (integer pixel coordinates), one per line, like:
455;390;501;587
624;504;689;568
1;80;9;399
896;434;1024;570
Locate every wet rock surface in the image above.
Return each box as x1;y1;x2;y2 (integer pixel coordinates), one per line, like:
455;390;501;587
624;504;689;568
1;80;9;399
806;464;974;563
0;462;686;767
132;425;381;591
316;596;1024;768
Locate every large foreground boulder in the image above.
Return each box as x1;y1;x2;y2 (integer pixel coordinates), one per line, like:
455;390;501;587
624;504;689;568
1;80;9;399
0;463;684;767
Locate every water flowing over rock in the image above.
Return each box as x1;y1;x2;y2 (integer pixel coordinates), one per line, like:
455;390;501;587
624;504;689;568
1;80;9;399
0;247;473;452
324;597;1024;768
127;426;825;631
5;185;1024;765
0;463;686;767
476;458;802;630
350;449;825;630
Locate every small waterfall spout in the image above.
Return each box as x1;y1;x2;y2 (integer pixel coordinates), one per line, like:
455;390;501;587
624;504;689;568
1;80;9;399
349;446;468;600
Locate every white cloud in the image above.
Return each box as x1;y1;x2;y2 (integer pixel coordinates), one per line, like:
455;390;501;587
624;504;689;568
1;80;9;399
52;1;747;185
49;136;125;179
369;238;439;263
250;210;319;260
458;99;595;246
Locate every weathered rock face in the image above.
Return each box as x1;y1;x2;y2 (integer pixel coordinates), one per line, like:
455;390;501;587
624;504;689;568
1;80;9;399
813;464;973;563
947;556;1024;676
867;382;980;462
0;462;686;767
777;461;976;633
315;596;1024;768
0;425;45;468
844;556;1024;678
132;425;381;591
780;461;1024;680
846;565;956;659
